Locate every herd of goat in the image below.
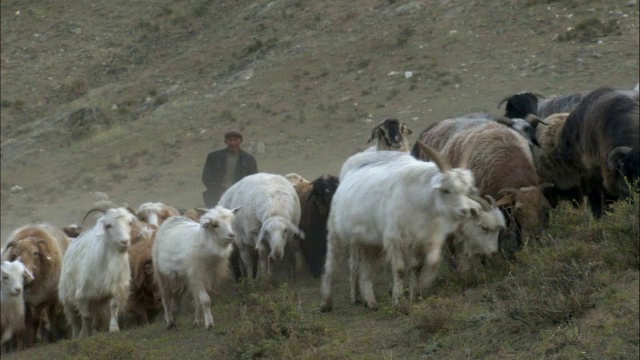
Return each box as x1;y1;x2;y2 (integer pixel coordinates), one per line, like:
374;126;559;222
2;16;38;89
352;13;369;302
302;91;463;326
1;84;638;353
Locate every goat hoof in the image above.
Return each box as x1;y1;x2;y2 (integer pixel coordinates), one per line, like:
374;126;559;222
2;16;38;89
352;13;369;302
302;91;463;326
320;303;332;312
167;321;177;329
366;302;379;311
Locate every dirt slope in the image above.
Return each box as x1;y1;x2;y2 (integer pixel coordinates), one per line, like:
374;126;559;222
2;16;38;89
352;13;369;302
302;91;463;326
1;0;638;241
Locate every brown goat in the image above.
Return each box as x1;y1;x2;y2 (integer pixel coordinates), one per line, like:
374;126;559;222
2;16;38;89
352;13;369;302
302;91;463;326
414;120;552;250
2;224;71;346
126;228;161;326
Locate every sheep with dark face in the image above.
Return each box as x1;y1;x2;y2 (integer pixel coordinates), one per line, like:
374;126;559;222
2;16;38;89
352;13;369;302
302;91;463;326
497;90;587;120
367;118;413;152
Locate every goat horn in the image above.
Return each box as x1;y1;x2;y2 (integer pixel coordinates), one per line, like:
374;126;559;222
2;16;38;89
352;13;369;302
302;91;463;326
496;95;512;109
469;195;491;212
498;187;519;196
494;116;514;126
417;141;451;172
607;146;632;170
82;207;107;225
524;114;548;127
367;123;382;144
484;195;498;208
538;182;555;191
532;91;546;99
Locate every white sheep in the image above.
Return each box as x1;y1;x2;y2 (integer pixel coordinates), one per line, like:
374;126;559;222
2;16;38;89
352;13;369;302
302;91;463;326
58;207;136;338
1;260;34;351
152;207;239;329
321;142;477;311
219;173;304;278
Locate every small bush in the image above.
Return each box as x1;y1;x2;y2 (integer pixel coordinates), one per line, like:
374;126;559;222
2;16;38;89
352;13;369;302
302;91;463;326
413;297;456;336
69;78;89;97
491;241;601;326
596;181;640;269
220;109;238;122
397;24;415;46
558;17;620;42
13;99;25;110
224;284;326;359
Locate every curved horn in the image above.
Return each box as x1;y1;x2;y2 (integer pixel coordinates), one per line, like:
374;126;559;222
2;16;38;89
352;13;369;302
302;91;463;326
82;207;108;225
494;116;514;126
469;195;492;212
3;240;17;258
417;141;451;172
607;146;632;170
532;91;546;99
496;95;513;109
126;207;137;216
498;187;519;197
367;123;382;144
524;114;548;127
484;195;498;208
538;182;555;191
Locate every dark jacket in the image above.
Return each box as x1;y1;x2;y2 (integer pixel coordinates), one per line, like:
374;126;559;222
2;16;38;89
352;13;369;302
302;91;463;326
201;148;258;207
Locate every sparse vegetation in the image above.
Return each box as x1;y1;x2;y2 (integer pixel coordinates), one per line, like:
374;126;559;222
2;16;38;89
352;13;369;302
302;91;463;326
558;17;621;42
1;0;638;358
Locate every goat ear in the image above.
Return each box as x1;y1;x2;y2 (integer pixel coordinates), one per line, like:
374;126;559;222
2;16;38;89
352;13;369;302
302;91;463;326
231;206;241;215
367;126;381;143
469;207;480;220
288;222;305;240
23;267;35;284
608;146;632;171
403;124;413;135
257;226;268;245
135;262;152;288
195;208;208;216
2;241;16;260
35;239;51;260
495;194;515;207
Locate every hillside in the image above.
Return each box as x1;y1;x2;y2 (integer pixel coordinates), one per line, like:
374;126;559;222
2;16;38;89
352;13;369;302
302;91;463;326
1;0;639;358
2;0;638;239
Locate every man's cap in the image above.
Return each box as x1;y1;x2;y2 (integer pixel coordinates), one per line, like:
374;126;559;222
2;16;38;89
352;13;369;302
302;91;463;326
224;130;243;139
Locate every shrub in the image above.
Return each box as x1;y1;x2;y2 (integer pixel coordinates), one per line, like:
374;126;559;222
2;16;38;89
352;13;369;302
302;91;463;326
224;283;326;359
413;297;456;336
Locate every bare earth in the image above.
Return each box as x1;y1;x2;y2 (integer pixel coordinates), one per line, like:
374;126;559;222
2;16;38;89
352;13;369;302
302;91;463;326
1;1;638;241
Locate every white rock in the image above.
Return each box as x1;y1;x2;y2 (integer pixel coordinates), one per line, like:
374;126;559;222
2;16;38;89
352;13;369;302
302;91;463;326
9;185;23;194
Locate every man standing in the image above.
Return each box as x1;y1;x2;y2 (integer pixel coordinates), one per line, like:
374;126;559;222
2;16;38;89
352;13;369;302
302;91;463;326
201;130;258;207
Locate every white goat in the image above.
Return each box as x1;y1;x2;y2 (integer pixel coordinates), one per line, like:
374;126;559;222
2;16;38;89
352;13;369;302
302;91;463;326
152;207;239;329
321;143;477;311
1;260;35;351
58;207;136;338
219;173;304;278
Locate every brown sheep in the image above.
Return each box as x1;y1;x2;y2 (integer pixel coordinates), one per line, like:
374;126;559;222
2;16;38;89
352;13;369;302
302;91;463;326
2;224;71;346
